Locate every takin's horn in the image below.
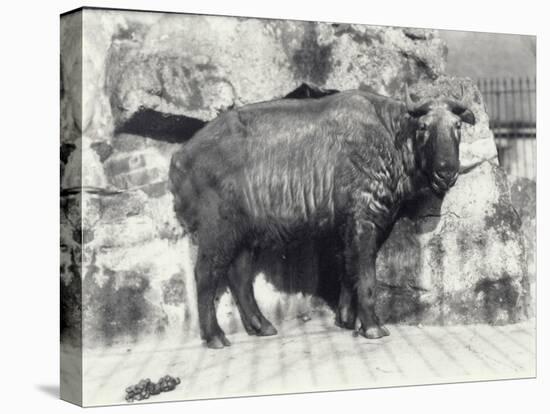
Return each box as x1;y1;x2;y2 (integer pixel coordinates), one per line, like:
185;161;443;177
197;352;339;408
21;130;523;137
446;83;469;112
404;84;429;116
445;84;476;125
404;84;415;111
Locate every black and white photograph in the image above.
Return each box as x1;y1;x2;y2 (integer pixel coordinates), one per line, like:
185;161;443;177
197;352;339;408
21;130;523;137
58;6;537;407
2;1;546;412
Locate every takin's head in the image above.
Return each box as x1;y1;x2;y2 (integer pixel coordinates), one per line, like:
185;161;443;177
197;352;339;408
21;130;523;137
405;85;476;195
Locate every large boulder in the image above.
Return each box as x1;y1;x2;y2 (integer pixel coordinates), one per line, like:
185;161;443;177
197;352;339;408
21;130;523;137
374;78;529;325
106;14;447;126
60;9;531;346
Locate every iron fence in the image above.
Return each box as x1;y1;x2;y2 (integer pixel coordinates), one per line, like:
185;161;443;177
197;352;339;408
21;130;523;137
476;78;536;180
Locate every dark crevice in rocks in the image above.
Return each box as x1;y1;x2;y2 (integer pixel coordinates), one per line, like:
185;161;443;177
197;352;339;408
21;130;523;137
115;107;207;144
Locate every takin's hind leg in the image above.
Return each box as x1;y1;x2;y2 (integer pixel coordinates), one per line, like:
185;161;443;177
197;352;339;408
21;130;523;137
335;282;357;330
227;250;277;337
195;250;232;349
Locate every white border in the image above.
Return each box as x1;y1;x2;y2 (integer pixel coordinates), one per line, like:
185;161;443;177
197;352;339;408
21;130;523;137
1;1;546;413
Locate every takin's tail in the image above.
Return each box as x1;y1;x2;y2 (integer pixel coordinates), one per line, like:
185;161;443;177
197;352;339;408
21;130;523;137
115;107;207;143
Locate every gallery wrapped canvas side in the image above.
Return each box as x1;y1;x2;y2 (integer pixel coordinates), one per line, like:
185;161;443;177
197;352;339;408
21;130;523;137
60;9;83;407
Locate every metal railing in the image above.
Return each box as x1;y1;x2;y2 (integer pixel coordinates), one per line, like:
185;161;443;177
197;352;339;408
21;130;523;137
477;78;536;180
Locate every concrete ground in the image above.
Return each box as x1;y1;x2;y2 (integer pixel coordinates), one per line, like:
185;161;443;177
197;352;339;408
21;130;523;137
80;316;536;407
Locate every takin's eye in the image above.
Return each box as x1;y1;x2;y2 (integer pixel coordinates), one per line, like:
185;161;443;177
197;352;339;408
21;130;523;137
454;121;462;130
416;123;429;145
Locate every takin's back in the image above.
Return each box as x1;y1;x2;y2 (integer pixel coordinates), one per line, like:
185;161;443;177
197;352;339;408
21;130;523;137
169;90;406;231
178;90;403;163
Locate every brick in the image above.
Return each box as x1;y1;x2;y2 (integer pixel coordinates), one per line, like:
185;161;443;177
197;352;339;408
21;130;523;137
112;133;148;152
105;153;147;176
111;167;161;190
140;181;168;198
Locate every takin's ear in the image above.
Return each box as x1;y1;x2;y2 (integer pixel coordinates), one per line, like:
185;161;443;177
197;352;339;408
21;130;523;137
450;106;476;125
459;108;476;125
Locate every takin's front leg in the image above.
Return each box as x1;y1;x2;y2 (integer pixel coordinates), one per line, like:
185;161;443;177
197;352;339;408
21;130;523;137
346;220;390;339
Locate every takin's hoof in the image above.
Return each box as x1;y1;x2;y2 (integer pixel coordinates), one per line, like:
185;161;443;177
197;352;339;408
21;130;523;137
335;316;355;330
256;323;278;337
243;324;259;336
245;321;278;336
247;315;278;336
206;333;231;349
356;325;390;339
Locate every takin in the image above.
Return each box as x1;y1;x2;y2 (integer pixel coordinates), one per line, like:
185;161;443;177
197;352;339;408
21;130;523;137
124;84;476;348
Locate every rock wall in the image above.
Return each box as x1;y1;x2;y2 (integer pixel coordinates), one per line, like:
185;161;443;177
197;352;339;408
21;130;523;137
60;9;532;347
